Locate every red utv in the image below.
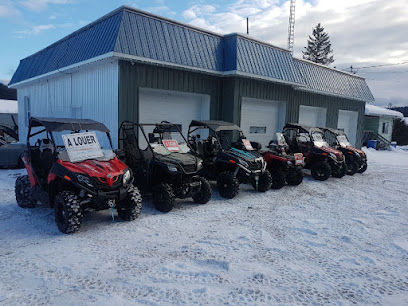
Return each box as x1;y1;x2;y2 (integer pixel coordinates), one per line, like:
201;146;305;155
15;117;142;234
282;123;346;181
263;133;305;189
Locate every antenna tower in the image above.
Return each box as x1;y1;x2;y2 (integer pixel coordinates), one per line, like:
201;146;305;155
287;0;296;54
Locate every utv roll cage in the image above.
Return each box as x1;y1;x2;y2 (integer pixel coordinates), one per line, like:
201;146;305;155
27;117;113;152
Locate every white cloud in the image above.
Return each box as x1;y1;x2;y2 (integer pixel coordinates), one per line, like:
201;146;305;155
145;5;176;17
0;1;21;18
15;24;55;37
19;0;74;12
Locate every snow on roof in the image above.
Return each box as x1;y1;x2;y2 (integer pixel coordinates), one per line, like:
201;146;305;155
365;104;403;118
0;99;18;114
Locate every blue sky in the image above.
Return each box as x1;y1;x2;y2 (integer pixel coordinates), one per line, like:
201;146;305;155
1;0;407;106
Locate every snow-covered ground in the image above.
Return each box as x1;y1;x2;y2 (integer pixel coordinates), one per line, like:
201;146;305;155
1;148;408;305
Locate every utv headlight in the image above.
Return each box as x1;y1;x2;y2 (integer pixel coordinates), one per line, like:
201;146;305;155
77;174;93;188
123;169;131;185
168;165;179;172
330;153;336;159
287;160;293;165
198;160;203;170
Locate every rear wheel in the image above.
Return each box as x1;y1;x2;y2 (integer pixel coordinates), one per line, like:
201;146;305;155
152;183;175;212
117;184;142;221
217;171;239;199
54;191;82;234
286;170;303;186
15;175;36;208
358;162;367;173
311;161;331;181
346;160;358;175
332;162;347;178
270;169;286;189
252;170;272;192
192;177;212;204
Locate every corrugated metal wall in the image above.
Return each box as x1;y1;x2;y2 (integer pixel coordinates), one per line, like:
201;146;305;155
220;77;366;148
118;61;222;124
17;59;119;147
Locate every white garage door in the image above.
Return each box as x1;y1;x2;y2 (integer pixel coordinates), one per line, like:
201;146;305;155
298;105;327;127
337;110;358;146
139;88;210;145
240;97;286;147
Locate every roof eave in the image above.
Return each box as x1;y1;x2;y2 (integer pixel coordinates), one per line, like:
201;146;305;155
294;86;374;103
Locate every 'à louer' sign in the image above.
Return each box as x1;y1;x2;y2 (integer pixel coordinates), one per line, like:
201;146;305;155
62;132;104;162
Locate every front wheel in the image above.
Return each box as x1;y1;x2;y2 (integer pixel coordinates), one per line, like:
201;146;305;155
152;183;175;212
252;170;272;192
346;160;358;175
286;170;303;186
311;161;331;181
54;191;83;234
217;171;239;199
358;162;367;173
332;162;347;178
117;184;142;221
15;175;36;208
192;177;212;204
270;169;286;189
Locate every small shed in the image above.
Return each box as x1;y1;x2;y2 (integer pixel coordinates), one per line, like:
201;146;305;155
364;104;403;148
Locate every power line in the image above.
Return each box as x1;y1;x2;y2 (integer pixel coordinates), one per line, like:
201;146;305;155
356;61;408;69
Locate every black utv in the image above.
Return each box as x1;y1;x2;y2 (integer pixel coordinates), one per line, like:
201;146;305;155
282;123;346;181
118;121;212;212
321;127;367;175
187;120;272;199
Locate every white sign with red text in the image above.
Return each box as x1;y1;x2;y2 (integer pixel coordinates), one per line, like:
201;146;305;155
294;153;304;165
162;140;181;152
242;139;254;150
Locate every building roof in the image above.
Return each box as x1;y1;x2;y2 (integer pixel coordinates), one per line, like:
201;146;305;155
10;5;374;102
365;104;403;118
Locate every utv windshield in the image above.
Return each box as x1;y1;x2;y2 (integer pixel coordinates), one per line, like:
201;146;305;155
336;134;352;147
216;129;245;150
140;124;191;156
311;132;330;147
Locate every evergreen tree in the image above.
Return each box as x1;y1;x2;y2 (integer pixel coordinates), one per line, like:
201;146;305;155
303;23;334;65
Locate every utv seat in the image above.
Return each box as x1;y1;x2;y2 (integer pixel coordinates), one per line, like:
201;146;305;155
123;130;143;168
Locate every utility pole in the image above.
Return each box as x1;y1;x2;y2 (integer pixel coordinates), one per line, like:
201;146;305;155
287;0;296;54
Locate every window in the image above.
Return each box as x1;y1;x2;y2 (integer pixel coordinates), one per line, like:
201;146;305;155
382;122;389;134
249;126;266;134
24;96;31;127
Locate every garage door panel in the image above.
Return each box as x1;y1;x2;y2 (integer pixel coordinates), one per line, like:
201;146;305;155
337;110;358;146
298;105;327;127
138;88;210;147
240;97;286;147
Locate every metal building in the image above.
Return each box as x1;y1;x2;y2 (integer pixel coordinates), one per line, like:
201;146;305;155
9;6;374;148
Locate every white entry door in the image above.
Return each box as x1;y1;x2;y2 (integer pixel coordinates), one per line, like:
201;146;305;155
240;97;286;147
298;105;327;127
337;110;358;146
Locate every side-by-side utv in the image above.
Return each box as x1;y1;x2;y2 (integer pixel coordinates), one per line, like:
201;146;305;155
282;123;346;181
187;120;272;199
322;127;367;174
263;133;305;189
15;117;142;234
118;121;212;212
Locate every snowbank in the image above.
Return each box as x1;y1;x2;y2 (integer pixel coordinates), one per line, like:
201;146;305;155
1;149;408;304
365;104;403;118
0;99;18;114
